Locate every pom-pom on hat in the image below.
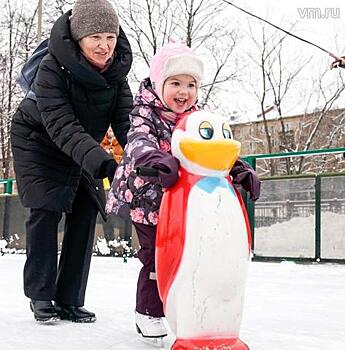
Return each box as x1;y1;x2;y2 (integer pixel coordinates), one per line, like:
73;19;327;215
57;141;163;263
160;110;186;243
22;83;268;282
70;0;120;41
149;42;204;104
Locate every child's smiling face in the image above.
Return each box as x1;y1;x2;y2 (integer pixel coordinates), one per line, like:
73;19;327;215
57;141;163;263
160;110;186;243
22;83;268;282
162;74;198;114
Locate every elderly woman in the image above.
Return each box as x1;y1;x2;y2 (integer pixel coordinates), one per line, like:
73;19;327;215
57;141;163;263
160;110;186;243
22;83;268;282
10;0;132;323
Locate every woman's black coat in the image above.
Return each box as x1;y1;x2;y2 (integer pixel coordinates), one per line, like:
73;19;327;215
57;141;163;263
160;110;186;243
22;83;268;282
11;11;133;218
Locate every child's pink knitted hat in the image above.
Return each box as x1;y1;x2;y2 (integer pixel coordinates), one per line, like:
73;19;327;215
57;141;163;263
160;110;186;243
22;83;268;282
149;42;204;104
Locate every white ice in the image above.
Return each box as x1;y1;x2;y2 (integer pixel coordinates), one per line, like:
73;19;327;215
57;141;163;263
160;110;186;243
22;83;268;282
0;254;344;349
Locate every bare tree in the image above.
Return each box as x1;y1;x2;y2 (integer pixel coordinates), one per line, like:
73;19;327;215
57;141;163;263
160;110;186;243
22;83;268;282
245;22;281;174
0;1;37;179
113;0;241;107
45;0;75;29
113;0;176;67
245;19;312;175
294;69;345;174
326;110;345;149
264;38;310;174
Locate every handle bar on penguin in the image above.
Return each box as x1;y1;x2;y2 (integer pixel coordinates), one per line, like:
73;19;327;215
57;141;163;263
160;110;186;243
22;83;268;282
136;166;159;177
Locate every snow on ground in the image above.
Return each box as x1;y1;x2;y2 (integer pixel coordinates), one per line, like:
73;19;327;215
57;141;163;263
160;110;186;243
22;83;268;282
0;254;344;350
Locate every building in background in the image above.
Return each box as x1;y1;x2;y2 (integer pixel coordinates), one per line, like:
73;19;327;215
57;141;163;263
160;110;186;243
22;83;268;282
230;108;345;175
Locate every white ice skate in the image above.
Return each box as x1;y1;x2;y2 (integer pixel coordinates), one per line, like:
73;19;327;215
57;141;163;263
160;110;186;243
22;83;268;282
135;311;167;338
135;311;167;348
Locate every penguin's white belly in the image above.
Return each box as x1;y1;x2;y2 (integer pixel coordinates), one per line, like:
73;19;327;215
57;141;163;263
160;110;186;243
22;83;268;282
165;181;249;339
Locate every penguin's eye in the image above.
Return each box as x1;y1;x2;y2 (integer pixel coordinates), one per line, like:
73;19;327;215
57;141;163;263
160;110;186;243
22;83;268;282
222;122;232;139
199;121;214;140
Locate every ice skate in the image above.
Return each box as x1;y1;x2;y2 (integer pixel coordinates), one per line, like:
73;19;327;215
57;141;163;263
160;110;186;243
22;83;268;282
30;300;59;323
135;311;167;347
55;303;96;323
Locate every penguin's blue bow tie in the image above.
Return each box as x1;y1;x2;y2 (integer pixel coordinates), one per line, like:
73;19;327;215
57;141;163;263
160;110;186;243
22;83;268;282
197;177;234;195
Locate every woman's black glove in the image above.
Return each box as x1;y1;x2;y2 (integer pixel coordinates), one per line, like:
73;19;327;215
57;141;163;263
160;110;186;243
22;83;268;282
230;159;261;201
100;159;117;183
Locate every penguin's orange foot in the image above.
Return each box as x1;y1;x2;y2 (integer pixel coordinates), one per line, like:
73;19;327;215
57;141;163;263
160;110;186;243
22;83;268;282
171;337;249;350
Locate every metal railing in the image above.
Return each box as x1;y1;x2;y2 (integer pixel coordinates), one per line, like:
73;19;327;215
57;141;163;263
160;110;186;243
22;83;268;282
1;147;345;262
0;179;15;195
255;198;345;227
242;147;345;263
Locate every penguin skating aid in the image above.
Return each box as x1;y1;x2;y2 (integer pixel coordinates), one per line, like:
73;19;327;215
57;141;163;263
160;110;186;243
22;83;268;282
156;110;251;350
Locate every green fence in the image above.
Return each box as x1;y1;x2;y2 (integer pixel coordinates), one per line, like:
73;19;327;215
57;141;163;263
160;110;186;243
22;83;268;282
243;147;345;263
2;148;345;262
0;179;15;195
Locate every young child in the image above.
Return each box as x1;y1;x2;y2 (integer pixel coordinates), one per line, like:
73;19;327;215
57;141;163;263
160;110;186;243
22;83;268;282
106;42;260;338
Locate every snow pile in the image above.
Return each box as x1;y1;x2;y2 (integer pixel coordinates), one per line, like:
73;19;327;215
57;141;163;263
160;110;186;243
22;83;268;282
255;211;345;258
0;239;7;250
0;237;21;255
94;238;133;260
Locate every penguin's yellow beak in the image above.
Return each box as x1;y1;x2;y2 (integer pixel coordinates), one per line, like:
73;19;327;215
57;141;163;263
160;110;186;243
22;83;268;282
179;138;241;171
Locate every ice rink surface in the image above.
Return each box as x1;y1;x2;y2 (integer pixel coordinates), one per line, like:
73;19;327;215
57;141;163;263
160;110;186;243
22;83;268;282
0;254;344;349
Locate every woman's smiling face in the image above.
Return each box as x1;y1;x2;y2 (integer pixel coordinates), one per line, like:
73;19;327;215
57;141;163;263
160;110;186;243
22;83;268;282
79;32;117;69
